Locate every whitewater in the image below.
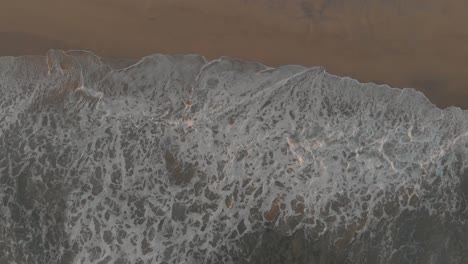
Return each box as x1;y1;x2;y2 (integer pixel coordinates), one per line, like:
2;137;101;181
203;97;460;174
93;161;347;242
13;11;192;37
0;50;467;264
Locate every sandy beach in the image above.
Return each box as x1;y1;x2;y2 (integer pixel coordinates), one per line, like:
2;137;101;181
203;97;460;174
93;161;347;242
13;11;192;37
1;0;467;108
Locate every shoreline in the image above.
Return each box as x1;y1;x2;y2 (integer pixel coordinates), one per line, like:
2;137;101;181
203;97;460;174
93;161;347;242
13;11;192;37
1;0;467;109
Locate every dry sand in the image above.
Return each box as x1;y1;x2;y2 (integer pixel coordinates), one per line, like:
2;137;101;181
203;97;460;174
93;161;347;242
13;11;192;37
1;0;467;108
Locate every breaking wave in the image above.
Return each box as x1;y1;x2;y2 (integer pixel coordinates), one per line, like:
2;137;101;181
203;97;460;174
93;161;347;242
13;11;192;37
0;50;467;264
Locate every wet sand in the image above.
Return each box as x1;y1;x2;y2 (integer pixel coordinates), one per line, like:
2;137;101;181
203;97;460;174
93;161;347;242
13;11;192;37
1;0;467;108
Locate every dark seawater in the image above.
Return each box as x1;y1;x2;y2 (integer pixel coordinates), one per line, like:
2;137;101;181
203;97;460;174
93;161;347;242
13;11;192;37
0;50;467;264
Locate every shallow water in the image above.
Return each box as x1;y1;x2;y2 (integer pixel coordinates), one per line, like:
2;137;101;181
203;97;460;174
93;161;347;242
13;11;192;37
0;50;467;263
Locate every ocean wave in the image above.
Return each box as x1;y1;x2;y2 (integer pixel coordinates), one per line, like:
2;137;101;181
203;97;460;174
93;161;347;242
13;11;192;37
0;49;467;264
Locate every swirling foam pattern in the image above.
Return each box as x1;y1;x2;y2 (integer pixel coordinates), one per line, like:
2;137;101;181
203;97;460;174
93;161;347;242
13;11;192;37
0;50;467;264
